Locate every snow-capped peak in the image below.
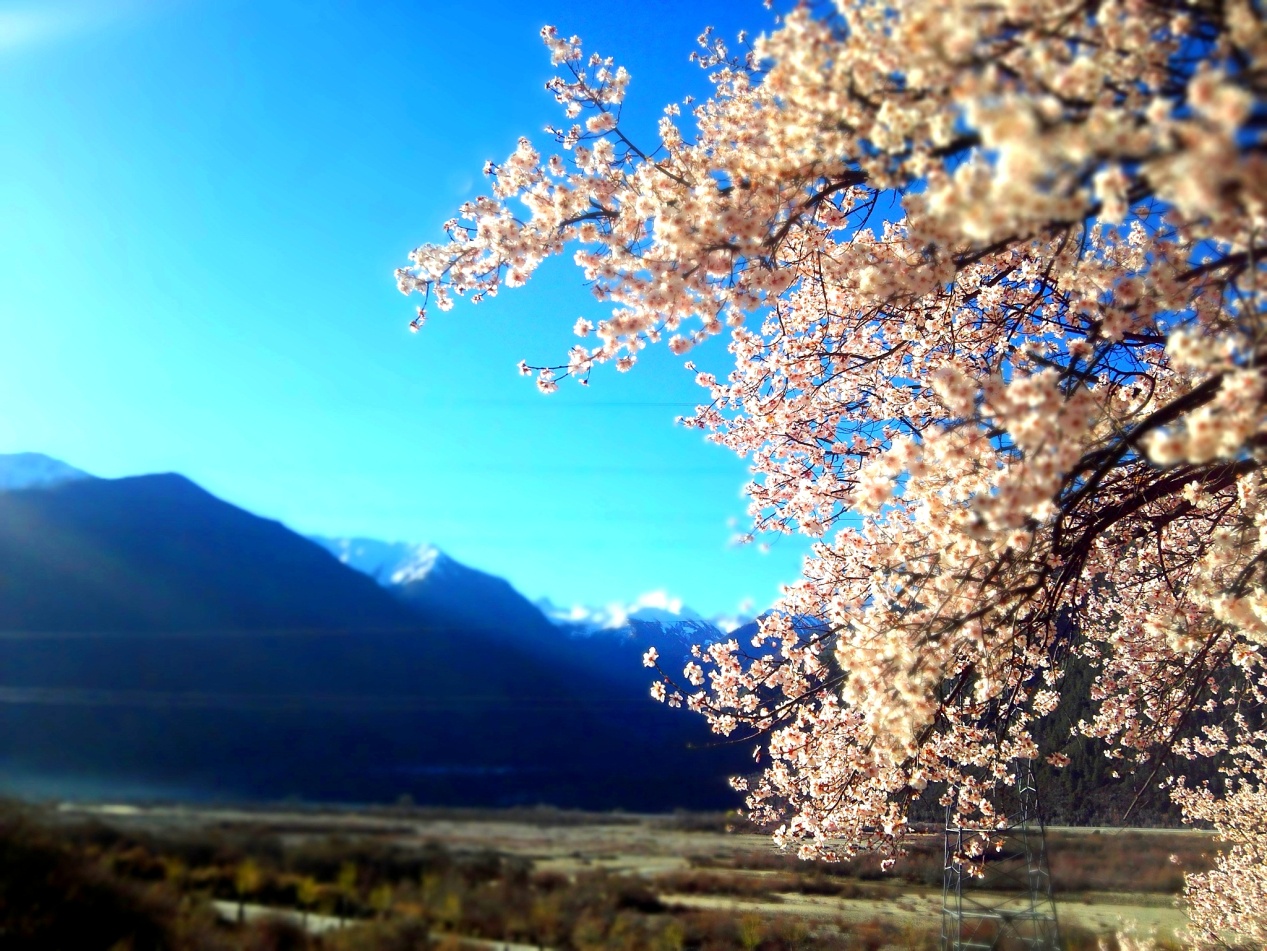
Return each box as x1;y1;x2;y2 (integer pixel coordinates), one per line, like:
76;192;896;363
538;590;752;637
538;590;691;631
0;453;95;491
309;534;756;644
308;536;452;586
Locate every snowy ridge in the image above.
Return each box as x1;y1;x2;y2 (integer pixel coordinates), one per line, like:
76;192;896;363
312;535;754;646
308;536;455;586
538;590;702;632
538;590;753;639
0;453;95;491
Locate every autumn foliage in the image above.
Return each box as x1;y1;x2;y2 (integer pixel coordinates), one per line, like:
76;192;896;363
399;1;1267;943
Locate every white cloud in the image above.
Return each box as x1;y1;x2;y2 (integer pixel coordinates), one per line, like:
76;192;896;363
629;590;685;615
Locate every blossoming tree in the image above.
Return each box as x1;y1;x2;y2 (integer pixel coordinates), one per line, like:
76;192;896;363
398;1;1267;941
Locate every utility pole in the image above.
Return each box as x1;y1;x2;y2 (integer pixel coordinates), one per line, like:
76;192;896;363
941;762;1060;950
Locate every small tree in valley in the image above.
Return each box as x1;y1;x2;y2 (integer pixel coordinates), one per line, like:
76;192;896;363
234;858;261;924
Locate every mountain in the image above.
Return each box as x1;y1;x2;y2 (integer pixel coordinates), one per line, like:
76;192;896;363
538;594;749;678
538;591;752;640
310;536;446;586
311;536;565;649
0;474;743;810
312;537;747;681
308;537;729;733
539;591;704;632
0;473;422;634
0;461;1183;825
0;453;94;491
312;534;753;647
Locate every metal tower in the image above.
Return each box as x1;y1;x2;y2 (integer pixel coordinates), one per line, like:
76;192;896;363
941;763;1060;950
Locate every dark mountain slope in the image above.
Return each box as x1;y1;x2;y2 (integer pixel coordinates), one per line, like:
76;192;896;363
0;476;742;810
393;559;569;653
0;452;94;491
0;474;414;634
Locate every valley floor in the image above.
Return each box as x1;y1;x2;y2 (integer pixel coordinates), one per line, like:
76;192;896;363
43;800;1210;948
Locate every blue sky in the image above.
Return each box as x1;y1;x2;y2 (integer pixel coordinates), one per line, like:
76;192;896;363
0;0;807;617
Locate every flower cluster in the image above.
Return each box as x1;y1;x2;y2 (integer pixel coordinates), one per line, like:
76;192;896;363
1173;757;1267;948
401;1;1267;940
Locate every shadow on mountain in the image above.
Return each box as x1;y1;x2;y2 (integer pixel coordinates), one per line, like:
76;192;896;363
0;475;744;810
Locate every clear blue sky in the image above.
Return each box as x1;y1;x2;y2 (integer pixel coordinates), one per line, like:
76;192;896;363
0;0;807;618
